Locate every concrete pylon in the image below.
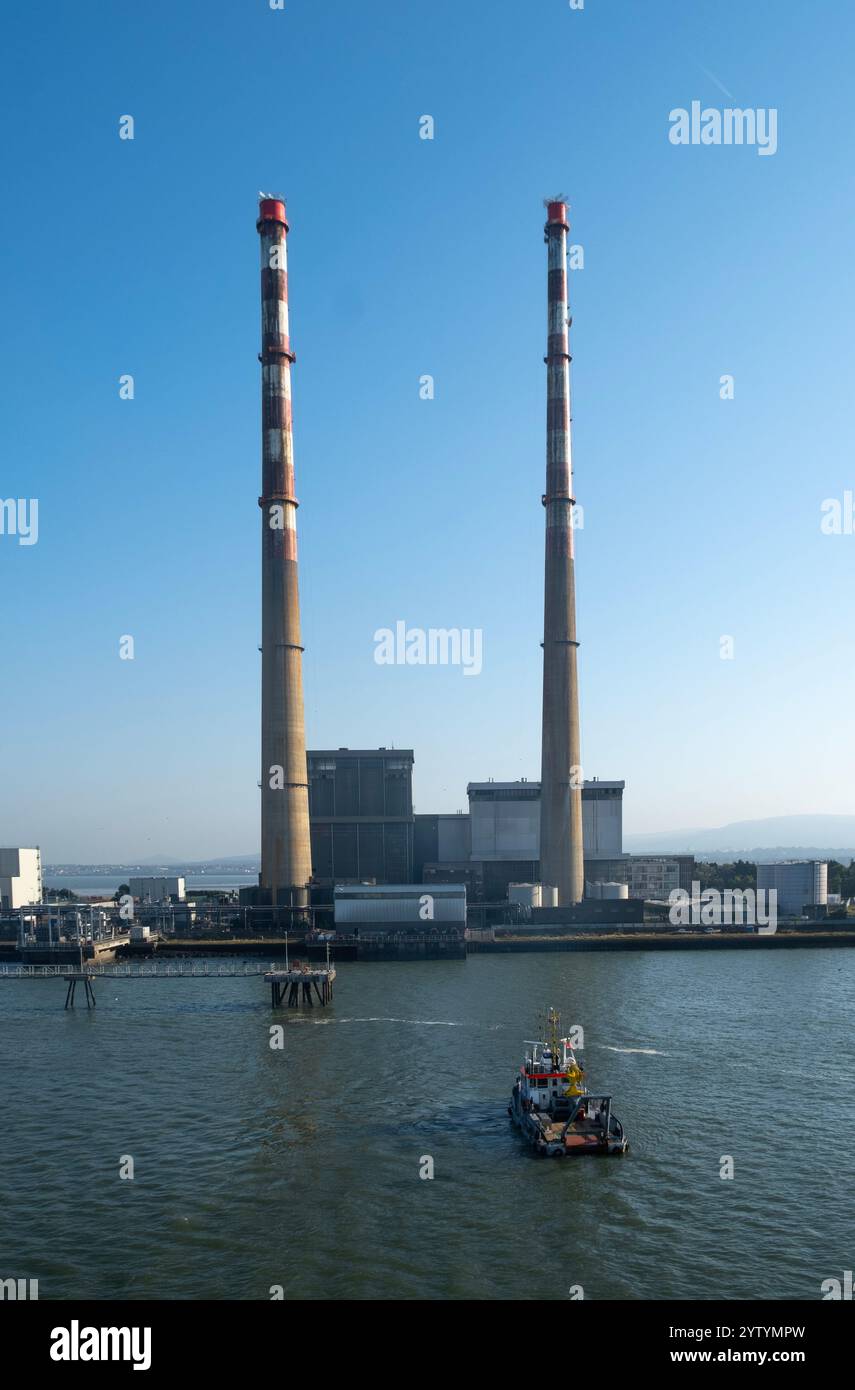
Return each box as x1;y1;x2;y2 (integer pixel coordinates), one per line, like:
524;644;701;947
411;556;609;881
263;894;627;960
257;197;312;906
539;200;584;906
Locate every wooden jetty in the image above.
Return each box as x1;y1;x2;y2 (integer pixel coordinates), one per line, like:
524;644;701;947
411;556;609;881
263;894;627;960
264;965;335;1007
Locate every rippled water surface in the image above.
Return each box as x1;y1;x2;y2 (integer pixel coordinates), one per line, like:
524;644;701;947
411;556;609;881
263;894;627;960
1;950;853;1299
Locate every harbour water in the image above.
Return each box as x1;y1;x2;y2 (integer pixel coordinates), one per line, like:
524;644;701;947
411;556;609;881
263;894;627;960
1;949;852;1300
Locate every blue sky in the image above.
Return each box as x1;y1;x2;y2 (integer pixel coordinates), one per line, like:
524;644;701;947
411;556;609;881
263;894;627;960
1;0;852;860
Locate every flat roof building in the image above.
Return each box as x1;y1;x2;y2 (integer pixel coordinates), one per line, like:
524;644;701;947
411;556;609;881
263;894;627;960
334;882;466;932
466;779;624;861
308;748;415;889
128;876;186;903
0;847;42;910
757;861;828;916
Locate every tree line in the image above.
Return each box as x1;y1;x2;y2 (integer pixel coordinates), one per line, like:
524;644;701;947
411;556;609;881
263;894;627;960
695;859;855;899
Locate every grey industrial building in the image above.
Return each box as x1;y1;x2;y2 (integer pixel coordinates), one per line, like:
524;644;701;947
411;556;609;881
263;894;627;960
304;753;693;905
127;876;186;904
415;779;627;901
756;861;828;916
308;749;415;890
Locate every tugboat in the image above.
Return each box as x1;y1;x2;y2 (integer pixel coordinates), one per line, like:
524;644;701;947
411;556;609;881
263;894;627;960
508;1008;628;1157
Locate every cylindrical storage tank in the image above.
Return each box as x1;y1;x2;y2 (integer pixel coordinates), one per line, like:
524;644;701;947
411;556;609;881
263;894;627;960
541;885;558;907
509;883;541;909
599;882;629;900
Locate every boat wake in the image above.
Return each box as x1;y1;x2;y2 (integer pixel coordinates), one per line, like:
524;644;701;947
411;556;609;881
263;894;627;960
598;1044;666;1056
290;1016;463;1026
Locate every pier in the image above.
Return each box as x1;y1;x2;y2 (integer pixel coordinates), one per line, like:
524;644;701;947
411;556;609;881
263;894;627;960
265;967;335;1007
0;960;336;1008
63;972;97;1009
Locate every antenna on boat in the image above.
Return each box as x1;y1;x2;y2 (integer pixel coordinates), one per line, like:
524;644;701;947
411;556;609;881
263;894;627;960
547;1006;561;1060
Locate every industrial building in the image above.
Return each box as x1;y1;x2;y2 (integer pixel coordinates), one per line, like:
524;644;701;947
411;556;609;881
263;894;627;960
308;768;635;903
757;861;828;916
0;848;42;910
412;779;628;901
413;780;697;903
308;748;415;890
334;883;466;934
469;778;623;860
585;855;695;900
127;876;186;903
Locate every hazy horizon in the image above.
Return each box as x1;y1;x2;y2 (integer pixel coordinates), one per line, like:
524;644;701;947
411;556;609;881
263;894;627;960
32;812;855;867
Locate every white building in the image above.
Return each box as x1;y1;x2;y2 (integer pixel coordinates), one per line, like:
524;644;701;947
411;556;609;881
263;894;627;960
128;876;186;903
0;848;43;910
334;883;466;930
756;862;827;916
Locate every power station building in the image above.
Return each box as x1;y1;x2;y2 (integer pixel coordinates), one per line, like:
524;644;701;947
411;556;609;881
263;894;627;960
307;761;694;904
412;778;634;901
308;749;415;889
306;762;626;899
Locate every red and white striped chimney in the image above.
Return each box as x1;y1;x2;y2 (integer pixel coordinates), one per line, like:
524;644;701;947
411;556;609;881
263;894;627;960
257;197;312;905
539;200;584;906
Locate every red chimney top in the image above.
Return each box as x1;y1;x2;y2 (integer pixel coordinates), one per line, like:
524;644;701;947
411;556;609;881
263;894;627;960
258;198;288;228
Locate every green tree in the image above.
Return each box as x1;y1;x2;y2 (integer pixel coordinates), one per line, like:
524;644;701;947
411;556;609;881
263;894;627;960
695;860;757;892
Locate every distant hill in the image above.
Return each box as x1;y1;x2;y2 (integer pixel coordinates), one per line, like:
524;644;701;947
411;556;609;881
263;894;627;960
624;815;855;860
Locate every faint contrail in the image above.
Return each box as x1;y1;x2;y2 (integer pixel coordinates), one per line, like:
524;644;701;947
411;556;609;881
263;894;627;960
697;63;735;101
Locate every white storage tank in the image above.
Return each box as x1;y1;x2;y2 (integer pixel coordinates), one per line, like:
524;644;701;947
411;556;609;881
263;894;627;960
540;885;558;907
509;883;542;909
587;881;629;900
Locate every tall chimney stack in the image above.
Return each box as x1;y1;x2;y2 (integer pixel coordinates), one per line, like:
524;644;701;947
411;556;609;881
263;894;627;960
539;200;584;905
257;197;312;905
